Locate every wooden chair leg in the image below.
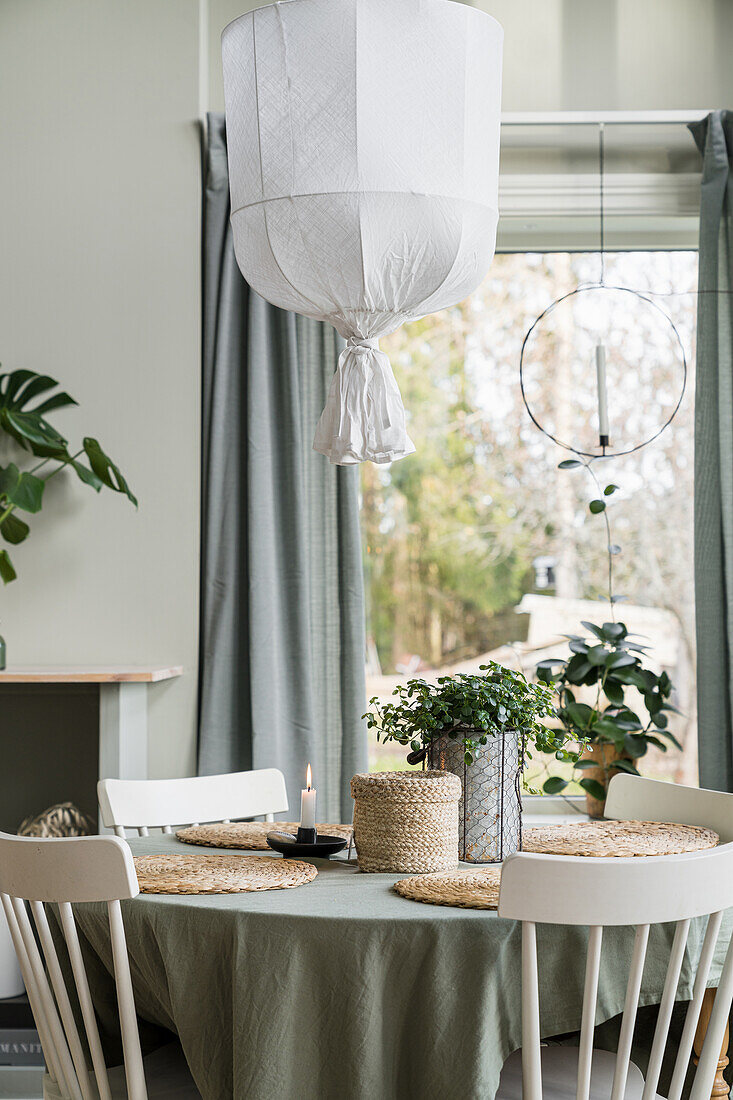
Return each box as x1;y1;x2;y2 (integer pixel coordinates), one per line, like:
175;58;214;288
694;987;730;1099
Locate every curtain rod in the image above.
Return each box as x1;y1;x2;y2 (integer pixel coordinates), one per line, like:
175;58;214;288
501;110;711;126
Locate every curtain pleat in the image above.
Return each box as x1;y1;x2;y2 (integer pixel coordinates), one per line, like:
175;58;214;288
690;110;733;789
198;114;367;819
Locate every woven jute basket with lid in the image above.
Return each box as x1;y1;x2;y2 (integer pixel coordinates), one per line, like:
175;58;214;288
350;770;462;873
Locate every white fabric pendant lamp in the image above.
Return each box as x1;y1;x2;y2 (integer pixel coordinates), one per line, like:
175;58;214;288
222;0;503;465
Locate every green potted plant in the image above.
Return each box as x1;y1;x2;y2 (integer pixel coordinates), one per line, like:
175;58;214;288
364;661;581;862
0;366;136;663
0;366;136;584
537;620;680;816
536;457;680;816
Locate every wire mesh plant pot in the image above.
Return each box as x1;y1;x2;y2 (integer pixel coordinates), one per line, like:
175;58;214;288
427;730;522;863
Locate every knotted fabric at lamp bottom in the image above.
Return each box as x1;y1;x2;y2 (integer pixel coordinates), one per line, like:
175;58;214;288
313;339;416;465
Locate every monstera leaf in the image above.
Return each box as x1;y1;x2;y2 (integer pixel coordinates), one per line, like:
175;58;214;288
0;369;76;459
0;550;16;583
82;437;137;506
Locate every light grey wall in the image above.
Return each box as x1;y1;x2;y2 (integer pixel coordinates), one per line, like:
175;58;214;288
0;0;202;778
209;0;733;113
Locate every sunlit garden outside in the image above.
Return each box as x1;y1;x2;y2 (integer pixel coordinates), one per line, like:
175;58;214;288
362;250;697;793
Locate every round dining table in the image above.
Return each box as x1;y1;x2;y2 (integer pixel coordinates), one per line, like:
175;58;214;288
64;834;731;1100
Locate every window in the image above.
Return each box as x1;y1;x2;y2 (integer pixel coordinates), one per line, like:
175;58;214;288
362;249;697;788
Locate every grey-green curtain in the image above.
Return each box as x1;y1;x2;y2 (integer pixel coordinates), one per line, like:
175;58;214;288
198;114;367;819
690;110;733;790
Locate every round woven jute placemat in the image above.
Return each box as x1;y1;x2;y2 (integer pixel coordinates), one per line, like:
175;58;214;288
393;820;720;910
134;853;318;894
394;866;503;910
523;819;718;858
175;821;353;851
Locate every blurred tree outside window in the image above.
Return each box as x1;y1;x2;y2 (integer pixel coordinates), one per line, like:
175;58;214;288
362;251;697;788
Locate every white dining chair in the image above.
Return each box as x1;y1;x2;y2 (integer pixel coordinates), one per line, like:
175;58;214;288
0;831;199;1099
496;843;733;1100
605;773;733;843
97;768;289;837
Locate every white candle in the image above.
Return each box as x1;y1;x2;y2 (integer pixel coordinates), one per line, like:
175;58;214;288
300;763;317;831
595;343;610;442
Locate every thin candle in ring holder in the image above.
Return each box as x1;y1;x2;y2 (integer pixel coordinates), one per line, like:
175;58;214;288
519;283;687;460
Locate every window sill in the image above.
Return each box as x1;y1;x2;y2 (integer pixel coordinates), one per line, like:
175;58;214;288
522;793;588;826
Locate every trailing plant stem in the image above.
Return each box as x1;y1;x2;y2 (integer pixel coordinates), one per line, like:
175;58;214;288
40;449;84;483
583;458;615;618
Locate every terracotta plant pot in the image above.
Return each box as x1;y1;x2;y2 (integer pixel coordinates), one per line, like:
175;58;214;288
581;743;631;818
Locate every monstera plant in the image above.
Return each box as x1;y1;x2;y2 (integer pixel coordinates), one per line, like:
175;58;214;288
0;367;136;583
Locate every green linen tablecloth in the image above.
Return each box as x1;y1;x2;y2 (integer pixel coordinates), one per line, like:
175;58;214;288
62;834;730;1100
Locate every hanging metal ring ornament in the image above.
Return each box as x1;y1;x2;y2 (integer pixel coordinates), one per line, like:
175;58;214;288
519;283;687;459
518;123;687;460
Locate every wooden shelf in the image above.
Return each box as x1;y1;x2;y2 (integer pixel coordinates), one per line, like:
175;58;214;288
0;665;183;830
0;666;183;684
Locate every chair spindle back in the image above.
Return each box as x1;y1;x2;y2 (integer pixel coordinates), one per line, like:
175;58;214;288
97;768;289;837
498;844;733;1100
0;832;145;1100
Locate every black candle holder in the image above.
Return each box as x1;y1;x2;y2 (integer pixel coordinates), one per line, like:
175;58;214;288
266;829;349;859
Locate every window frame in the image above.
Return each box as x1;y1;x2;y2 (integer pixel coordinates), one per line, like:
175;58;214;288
365;119;700;798
497;111;702;254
